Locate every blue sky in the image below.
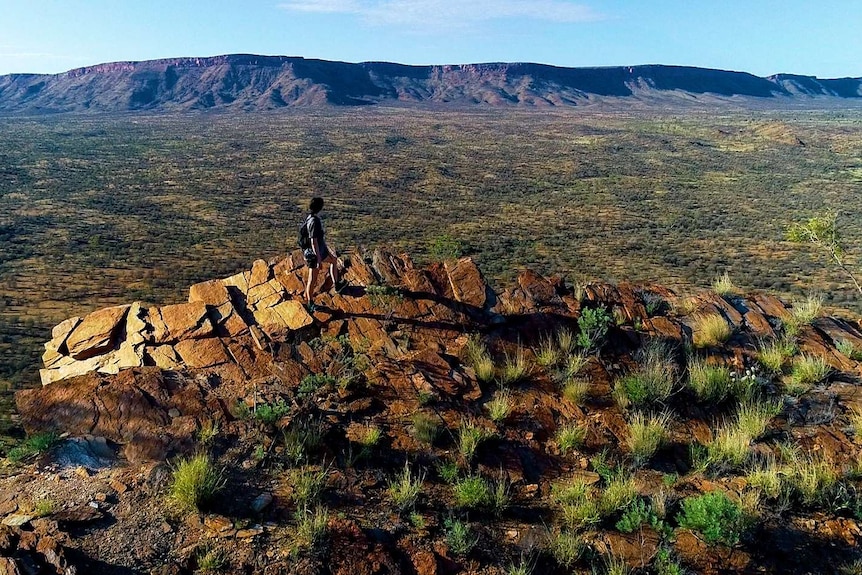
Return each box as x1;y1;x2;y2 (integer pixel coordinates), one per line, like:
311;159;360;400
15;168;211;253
1;1;860;78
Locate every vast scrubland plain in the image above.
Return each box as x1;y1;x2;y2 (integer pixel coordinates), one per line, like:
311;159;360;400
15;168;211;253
2;106;861;403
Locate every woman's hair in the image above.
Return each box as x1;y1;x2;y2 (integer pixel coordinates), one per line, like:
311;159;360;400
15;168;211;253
309;197;324;214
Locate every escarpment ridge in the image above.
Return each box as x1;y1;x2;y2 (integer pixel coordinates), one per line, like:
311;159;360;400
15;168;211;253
1;55;861;114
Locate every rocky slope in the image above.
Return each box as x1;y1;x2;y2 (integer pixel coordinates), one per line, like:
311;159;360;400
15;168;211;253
4;247;862;574
0;55;861;114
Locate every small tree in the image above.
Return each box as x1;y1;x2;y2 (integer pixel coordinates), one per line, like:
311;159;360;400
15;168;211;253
787;213;862;296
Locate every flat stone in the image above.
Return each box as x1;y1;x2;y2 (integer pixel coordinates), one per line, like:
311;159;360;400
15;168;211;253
65;305;130;360
251;492;273;513
174;338;231;368
236;525;264;539
148;302;213;344
1;514;33;527
146;345;183;370
204;514;234;534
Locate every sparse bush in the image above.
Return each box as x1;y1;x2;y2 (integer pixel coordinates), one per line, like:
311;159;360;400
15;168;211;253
549;531;585;568
627;411;670;467
465;336;496;384
486;389;514;423
299;374;336;396
615;498;655;533
687;357;732;402
366;284;404;311
453;475;491;509
32;498;55;517
500;346;531;385
444;517;478;556
694;314;732;348
577;307;613;353
168;453;225;513
676;491;747;546
562;377;591;405
758;338;797;373
458;420;490;461
388;464;424;512
613;341;676;409
506;559;532;575
787;355;830;395
712;271;737;297
556;422;587;455
411;412;439;445
653;547;684;575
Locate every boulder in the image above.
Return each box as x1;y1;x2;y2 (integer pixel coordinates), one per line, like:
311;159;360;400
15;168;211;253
253;300;313;335
444;257;487;309
148;302;213;344
145;345;183;370
65;305;130;360
188;279;248;337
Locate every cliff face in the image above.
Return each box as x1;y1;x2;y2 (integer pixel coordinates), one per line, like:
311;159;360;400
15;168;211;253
8;247;862;575
1;55;860;114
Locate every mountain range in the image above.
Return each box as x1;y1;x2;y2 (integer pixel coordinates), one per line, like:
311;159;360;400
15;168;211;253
0;54;861;114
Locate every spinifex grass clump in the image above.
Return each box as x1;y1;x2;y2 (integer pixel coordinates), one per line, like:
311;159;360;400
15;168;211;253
411;412;439;445
735;399;781;440
626;411;671;467
783;294;823;336
687;357;732;402
757;338;797;373
549;531;585;569
453;475;492;509
837;339;862;361
457;420;490;461
613;341;677;409
168;453;225;513
499;346;531;385
535;334;561;367
562;377;591;405
486;389;514;423
289;465;328;507
551;479;599;530
693;314;732;348
556;422;587;455
711;272;738;297
444;517;478;556
464;336;495;384
787;355;830;396
6;431;58;463
676;491;747;546
388;464;424;512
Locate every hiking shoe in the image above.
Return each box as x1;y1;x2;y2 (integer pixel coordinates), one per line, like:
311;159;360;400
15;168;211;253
305;302;317;313
333;280;349;294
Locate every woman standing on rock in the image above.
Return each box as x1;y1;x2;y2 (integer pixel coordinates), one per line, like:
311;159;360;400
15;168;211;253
303;197;346;311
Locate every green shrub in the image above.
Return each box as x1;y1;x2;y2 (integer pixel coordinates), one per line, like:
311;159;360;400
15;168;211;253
506;559;532;575
615;498;655;533
6;431;58;463
388;464;424;512
366;284;404;310
676;491;746;545
195;544;228;572
556;422;587;455
428;233;463;262
299;374;336;396
168;453;225;513
411;412;439;445
787;355;830;395
694;314;732;348
491;476;511;515
32;498;55;517
437;459;460;484
457;420;490;461
254;399;291;425
453;475;491;509
653;547;684;575
465;336;496;384
577;307;613;353
687;357;732;402
626;411;670;467
486;389;513;423
444;517;478;556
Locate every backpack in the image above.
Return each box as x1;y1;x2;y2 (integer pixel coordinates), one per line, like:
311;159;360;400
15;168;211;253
298;214;313;250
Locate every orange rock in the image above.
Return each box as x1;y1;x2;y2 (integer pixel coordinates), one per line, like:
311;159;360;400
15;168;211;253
148;302;213;344
65;305;130;360
174;338;231;368
444;257;487;308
